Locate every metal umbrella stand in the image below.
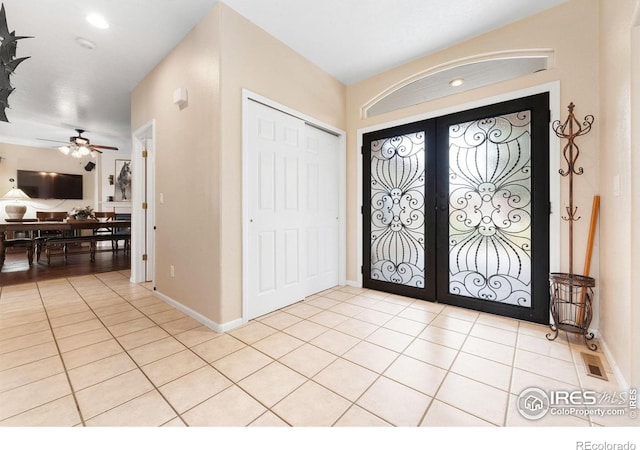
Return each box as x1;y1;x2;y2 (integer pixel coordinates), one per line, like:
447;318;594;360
546;103;597;351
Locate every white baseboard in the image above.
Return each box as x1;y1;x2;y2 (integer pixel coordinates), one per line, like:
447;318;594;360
153;290;243;333
345;279;361;288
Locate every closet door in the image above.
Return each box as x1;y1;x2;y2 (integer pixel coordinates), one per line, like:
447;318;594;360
246;100;307;319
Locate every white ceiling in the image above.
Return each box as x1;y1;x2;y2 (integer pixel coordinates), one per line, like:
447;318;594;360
0;0;566;152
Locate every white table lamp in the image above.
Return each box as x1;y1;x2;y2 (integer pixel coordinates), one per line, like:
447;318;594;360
3;187;30;220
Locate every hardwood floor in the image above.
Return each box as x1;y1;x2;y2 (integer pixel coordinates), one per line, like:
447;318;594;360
0;245;130;287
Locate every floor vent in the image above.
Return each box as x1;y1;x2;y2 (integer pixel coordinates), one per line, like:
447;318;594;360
581;352;608;381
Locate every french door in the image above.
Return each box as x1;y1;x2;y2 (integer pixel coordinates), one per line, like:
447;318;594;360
363;93;550;324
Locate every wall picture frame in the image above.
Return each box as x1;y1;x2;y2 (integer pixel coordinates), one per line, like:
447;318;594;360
114;159;132;202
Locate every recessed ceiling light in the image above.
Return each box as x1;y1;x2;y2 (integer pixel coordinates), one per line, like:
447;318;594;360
86;13;109;29
74;37;96;50
449;78;464;87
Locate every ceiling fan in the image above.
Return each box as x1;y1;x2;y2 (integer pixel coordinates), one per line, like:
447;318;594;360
38;129;119;158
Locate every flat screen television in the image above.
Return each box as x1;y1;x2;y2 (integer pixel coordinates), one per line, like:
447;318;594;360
17;170;83;199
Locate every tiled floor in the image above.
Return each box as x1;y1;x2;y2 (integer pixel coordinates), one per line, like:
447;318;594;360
0;271;635;427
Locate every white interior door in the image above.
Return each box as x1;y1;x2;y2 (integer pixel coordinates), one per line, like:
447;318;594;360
304;124;339;295
246;100;307;319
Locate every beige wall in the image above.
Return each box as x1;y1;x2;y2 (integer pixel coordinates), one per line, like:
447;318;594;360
598;0;639;388
131;3;346;325
0;142;97;220
131;7;222;321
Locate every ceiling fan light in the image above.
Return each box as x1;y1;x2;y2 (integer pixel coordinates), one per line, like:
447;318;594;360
79;145;91;156
58;146;71;155
71;149;82;158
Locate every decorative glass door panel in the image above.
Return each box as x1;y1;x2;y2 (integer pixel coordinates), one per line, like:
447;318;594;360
447;111;533;307
370;131;425;288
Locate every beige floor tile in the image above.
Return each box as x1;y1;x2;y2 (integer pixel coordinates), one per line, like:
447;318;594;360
108;317;155;337
0;373;72;421
85;391;177;427
161;417;186;427
334;405;391;426
356;376;431;426
52;318;105;339
441;305;480;322
173;325;221;348
68;352;136;391
48;311;97;328
517;333;573;362
396;307;437;325
420;400;495;426
161;316;202;335
183;385;266;426
127;336;186;366
307;310;349;328
141;349;206;386
0;355;64;393
238;361;307;408
61;339;123;370
99;309;145;326
328;302;367;318
75;369;154;419
228;321;278;345
0;320;50;341
304;297;340;310
514;348;580;386
55;328;113;353
383;355;447;397
322;290;355;302
343;341;399;373
345;295;381;308
309;329;359;356
476;313;519;332
313;358;377;401
91;302;136;318
284;303;324;319
0;395;81;427
403;338;458;370
159;366;232;413
518;320;558;339
191;334;246;363
0;341;59;371
436;373;509;426
279;343;337;378
116;326;170;350
137;301;175;316
256;311;302;330
249;411;290;426
461;336;515;366
365;327;414;352
272;380;351;426
0;329;54;355
451;352;512;391
430;314;474;334
283;320;328;342
213;346;273;382
251;332;304;359
334;318;378;339
354;309;393;326
470;323;517;346
360;290;392;301
510;368;579;396
418;325;467;349
383;316;427;337
0;311;47;328
368;300;406;315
